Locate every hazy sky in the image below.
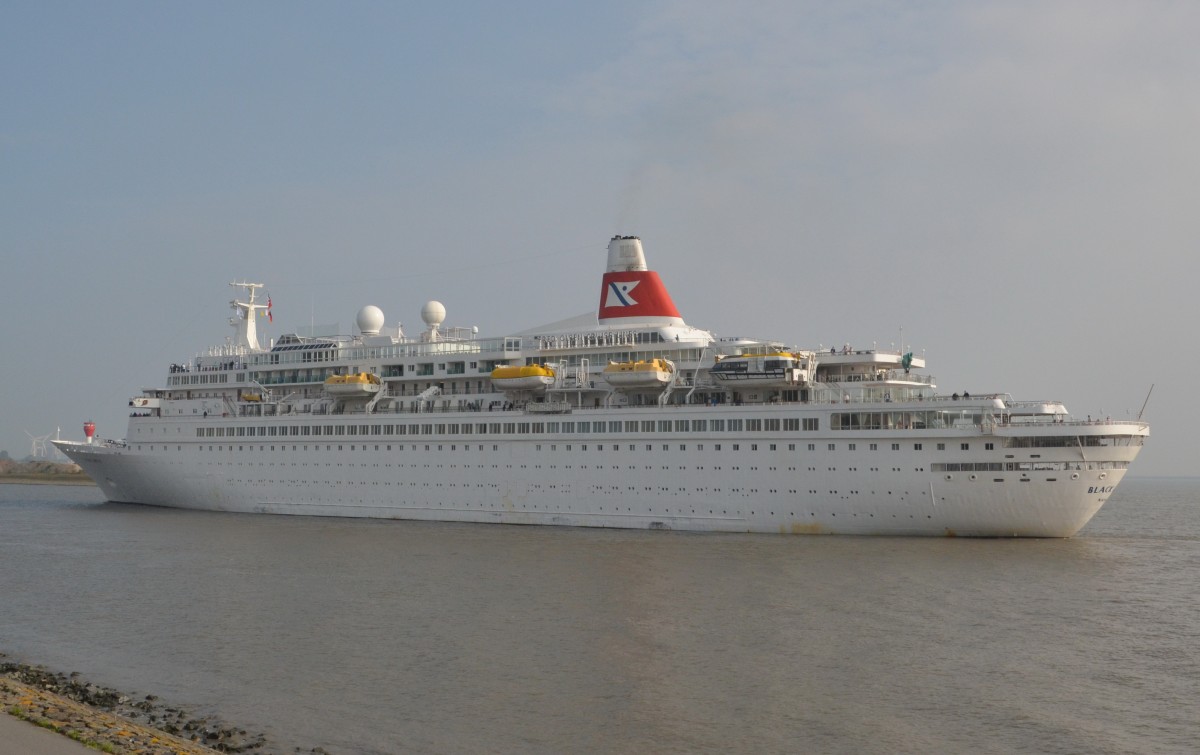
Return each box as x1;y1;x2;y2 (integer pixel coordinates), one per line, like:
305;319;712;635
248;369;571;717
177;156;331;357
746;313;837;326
2;1;1194;475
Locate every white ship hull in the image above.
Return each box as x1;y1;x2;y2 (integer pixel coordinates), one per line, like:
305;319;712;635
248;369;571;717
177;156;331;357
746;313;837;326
56;410;1142;537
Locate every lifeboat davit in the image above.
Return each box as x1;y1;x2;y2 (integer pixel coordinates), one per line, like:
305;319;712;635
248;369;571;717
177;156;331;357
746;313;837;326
711;352;809;387
491;364;555;391
602;358;673;388
324;372;382;397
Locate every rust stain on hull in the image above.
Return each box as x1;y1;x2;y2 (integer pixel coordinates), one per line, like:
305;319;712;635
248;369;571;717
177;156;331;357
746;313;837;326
788;522;827;535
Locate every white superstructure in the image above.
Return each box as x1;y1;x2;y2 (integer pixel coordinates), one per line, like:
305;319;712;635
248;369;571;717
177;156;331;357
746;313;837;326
55;236;1149;536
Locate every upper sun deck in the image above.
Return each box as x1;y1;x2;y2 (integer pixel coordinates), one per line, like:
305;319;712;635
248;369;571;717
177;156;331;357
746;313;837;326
814;347;925;371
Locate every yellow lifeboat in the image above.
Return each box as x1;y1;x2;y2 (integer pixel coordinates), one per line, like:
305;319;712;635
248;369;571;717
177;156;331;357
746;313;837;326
490;364;556;391
602;358;673;388
324;372;382;397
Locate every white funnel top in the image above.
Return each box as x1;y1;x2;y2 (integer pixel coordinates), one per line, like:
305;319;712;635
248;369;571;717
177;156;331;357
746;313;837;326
606;235;647;273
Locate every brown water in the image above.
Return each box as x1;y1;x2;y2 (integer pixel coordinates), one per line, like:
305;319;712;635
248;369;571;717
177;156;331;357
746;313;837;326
1;479;1196;754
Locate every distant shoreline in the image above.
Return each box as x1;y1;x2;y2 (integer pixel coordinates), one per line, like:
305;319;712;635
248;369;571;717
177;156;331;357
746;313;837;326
0;476;96;486
0;461;96;486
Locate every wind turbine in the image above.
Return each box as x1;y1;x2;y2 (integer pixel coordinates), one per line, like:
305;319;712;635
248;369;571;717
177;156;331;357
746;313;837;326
24;430;53;459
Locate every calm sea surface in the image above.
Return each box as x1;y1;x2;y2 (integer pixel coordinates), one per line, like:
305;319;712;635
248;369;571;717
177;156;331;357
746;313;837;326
1;478;1197;754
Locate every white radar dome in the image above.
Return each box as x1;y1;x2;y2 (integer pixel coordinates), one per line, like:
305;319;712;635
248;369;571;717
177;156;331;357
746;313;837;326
357;305;386;335
421;300;446;327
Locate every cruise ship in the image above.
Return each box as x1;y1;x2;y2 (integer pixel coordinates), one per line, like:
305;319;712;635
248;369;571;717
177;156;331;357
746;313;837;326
55;236;1148;536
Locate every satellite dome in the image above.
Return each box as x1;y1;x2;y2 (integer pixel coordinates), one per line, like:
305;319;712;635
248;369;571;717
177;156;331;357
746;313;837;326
421;301;446;327
357;305;386;335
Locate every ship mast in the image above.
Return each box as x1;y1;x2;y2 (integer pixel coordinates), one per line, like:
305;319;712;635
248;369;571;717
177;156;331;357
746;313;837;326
229;281;268;352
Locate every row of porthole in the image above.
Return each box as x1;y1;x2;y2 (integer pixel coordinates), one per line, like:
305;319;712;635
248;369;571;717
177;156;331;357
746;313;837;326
944;472;1107;482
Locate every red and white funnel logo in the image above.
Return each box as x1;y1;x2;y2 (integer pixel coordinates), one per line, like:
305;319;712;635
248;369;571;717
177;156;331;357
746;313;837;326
605;279;640;308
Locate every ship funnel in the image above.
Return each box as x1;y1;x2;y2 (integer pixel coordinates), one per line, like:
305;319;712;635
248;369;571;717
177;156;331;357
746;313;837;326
606;235;648;272
598;235;683;326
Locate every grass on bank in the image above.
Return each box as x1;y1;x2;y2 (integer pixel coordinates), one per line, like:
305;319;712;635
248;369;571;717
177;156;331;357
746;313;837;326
7;704;119;753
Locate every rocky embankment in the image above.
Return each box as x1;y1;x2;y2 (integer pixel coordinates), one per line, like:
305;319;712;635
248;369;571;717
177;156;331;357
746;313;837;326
0;459;94;485
1;657;329;754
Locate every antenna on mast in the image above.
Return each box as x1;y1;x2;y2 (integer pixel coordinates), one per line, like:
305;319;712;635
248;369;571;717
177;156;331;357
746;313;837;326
1137;384;1154;421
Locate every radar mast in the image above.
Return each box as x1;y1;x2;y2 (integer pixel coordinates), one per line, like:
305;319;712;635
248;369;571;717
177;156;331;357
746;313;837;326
229;281;268;352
